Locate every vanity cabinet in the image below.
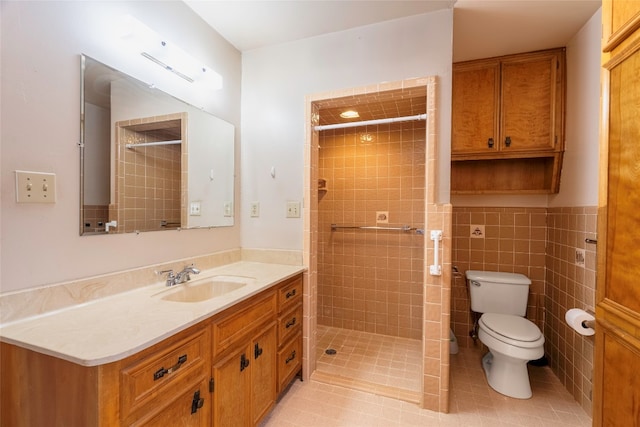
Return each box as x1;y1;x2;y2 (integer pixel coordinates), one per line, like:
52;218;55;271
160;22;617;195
451;48;566;194
210;292;278;427
0;273;304;427
276;275;303;393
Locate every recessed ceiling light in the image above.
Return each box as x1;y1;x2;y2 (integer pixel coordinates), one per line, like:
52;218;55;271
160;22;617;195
340;110;359;119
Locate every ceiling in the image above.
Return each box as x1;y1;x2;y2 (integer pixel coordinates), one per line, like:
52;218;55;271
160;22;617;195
184;0;601;61
183;0;601;127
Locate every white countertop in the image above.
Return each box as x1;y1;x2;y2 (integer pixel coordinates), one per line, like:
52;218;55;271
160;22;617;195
0;262;305;367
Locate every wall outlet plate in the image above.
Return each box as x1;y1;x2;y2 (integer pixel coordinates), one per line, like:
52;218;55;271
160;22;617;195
190;201;201;216
575;248;586;267
223;201;233;217
250;202;260;217
286;201;300;218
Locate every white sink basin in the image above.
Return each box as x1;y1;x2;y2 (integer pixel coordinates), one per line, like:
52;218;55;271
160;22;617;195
159;276;254;303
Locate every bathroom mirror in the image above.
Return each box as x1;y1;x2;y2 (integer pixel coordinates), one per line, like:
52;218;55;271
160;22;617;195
80;55;235;235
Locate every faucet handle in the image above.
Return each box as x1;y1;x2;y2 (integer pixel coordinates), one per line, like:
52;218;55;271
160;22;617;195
157;269;177;286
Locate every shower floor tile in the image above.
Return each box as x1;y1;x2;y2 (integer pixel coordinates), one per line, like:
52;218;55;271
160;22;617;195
314;325;423;402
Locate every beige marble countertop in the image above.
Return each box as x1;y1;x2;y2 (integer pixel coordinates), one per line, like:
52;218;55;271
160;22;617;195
0;261;305;367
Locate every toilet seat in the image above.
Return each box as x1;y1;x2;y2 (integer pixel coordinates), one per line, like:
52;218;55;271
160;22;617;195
479;313;544;349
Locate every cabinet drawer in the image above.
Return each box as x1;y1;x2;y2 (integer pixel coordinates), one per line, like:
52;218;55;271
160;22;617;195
212;292;277;358
121;327;210;419
278;275;302;313
277;332;302;393
278;303;302;346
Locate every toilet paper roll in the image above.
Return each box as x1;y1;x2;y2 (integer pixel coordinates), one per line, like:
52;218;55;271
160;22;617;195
565;308;595;336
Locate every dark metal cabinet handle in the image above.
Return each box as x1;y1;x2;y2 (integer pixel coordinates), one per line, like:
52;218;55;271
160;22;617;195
153;354;187;381
487;137;494;148
240;353;250;371
505;136;512;147
286;317;297;329
285;350;297;364
191;390;204;414
286;289;297;299
254;342;263;359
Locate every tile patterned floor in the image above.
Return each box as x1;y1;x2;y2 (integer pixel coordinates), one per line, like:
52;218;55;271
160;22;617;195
261;326;592;427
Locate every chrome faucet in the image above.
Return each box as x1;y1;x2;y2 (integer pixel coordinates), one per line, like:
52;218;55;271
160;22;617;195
175;265;200;284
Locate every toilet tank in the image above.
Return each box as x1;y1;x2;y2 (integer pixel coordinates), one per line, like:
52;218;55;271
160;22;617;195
466;270;531;316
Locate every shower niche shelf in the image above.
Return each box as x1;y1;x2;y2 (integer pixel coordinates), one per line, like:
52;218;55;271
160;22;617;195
318;179;327;193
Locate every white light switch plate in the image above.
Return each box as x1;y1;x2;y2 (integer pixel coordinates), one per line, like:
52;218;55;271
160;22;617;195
286;201;300;218
15;170;56;203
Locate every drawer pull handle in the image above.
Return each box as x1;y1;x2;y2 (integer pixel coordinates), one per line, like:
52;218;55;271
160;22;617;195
285;350;296;364
487;137;494;148
505;136;512;147
254;342;263;359
153;354;188;381
286;289;297;299
286;317;297;328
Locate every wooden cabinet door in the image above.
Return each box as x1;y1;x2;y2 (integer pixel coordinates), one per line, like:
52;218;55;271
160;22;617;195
213;346;249;427
594;1;640;425
251;324;277;425
501;51;561;152
451;61;500;154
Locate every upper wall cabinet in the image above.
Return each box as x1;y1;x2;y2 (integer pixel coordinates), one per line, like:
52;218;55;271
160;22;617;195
451;48;566;194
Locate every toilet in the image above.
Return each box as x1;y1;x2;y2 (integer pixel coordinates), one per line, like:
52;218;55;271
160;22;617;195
466;270;545;399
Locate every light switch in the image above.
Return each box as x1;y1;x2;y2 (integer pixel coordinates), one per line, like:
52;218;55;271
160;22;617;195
250;202;260;217
190;201;201;216
15;171;56;203
223;201;233;217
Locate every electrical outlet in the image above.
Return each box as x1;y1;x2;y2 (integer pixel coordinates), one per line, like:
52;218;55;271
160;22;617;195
286;201;301;218
575;248;586;267
223;201;233;217
250;202;260;217
15;170;56;203
190;201;201;216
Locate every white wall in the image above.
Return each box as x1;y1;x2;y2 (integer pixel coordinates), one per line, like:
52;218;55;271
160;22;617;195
0;1;242;292
548;8;602;208
240;10;454;250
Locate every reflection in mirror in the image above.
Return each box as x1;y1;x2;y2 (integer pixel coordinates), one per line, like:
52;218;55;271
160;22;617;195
80;55;234;235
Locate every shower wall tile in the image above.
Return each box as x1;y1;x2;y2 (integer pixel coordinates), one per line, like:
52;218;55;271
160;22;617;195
318;121;426;340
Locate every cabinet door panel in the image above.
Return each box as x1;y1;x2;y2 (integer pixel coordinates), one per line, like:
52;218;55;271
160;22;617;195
213;347;249;427
501;54;558;152
251;324;277;425
452;62;499;153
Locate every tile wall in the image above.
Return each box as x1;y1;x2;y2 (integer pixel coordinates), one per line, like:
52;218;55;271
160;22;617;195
317;121;426;340
451;205;597;416
82;204;109;233
451;207;548;348
545;206;597;415
112;115;184;233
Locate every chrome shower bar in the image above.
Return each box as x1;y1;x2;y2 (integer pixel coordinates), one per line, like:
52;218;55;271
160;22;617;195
314;113;427;131
331;224;423;233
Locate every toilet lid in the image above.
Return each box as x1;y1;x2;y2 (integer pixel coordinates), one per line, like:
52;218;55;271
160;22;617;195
480;313;542;342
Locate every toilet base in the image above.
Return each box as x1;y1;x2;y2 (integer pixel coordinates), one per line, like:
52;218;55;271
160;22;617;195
482;352;533;399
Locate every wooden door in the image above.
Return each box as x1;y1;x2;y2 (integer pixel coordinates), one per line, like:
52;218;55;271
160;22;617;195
594;1;640;425
501;50;562;152
451;61;500;154
213;346;249;427
251;324;277;425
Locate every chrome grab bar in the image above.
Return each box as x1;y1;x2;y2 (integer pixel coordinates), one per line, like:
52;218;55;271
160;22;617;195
330;224;423;233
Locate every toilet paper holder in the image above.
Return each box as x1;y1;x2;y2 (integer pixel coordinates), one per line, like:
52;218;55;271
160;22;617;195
582;309;596;329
